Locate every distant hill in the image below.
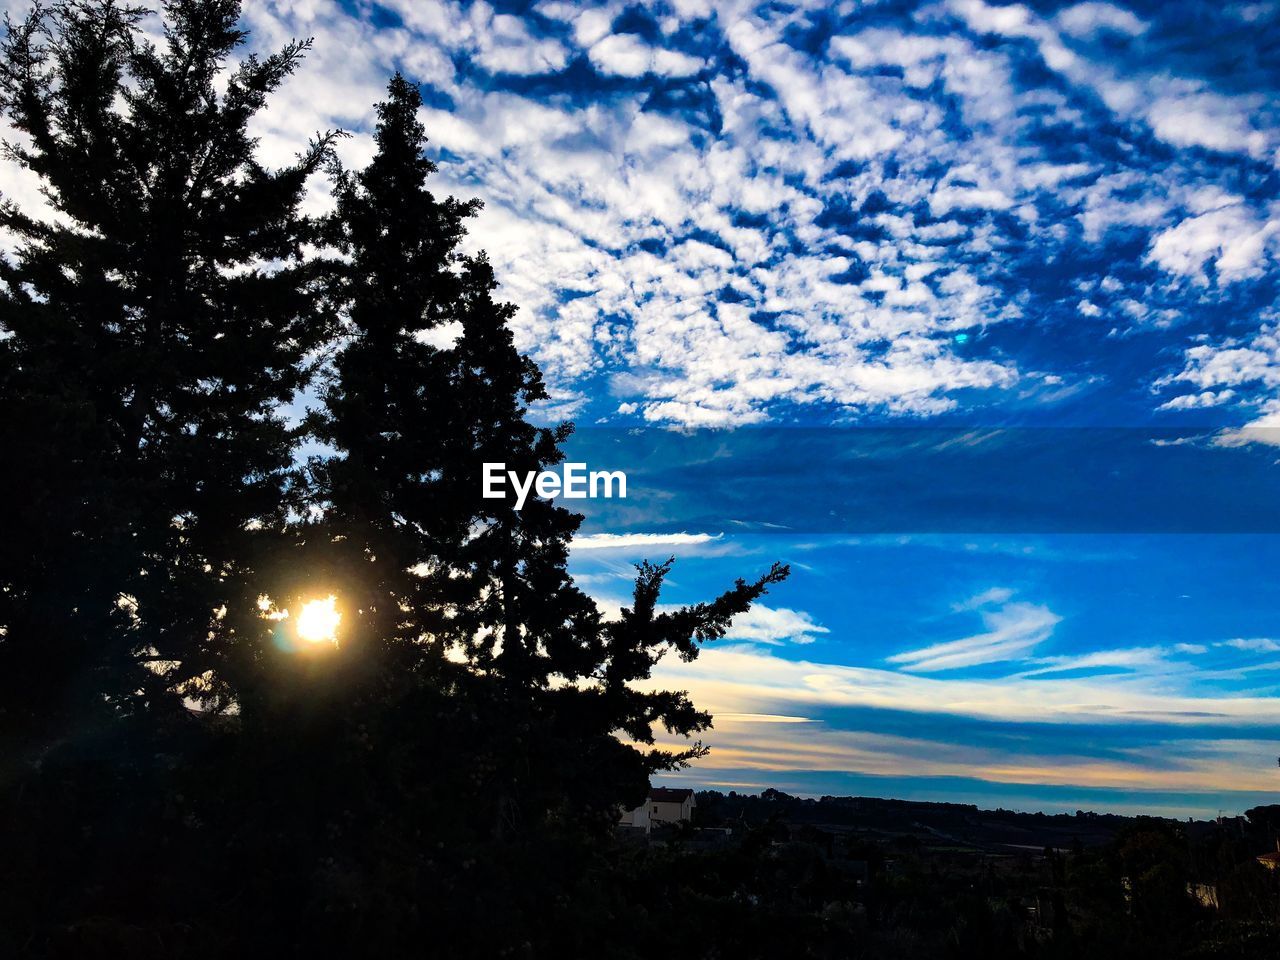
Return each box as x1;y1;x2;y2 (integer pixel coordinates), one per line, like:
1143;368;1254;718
695;789;1223;853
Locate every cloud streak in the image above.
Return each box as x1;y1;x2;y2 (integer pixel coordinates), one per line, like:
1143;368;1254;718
571;531;722;550
635;645;1280;810
888;597;1061;672
652;644;1280;728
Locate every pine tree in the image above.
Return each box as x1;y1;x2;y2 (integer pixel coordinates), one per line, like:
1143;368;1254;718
302;73;474;679
0;0;337;741
0;16;794;951
313;74;789;838
312;74;598;690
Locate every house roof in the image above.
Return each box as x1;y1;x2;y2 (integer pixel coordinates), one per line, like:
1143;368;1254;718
650;787;694;803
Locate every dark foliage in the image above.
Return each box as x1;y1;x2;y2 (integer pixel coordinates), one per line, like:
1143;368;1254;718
0;3;790;956
0;0;338;742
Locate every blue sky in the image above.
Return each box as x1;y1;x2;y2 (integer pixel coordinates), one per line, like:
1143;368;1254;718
4;0;1280;815
570;530;1280;817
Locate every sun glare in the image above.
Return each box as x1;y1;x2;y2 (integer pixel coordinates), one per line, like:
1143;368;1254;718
296;596;341;645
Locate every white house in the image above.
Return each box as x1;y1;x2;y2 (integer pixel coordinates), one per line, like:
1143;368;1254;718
618;803;649;832
619;787;696;834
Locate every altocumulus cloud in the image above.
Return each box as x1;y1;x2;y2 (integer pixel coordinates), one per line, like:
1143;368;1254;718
8;0;1273;429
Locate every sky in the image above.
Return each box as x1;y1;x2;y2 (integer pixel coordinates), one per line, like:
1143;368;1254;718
4;0;1280;816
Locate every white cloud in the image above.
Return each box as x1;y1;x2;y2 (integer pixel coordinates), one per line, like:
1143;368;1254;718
477;27;570;74
567;7;615;47
588;33;653;77
929;184;1014;215
1147;200;1280;284
648;643;1280;729
726;605;829;645
653;47;705;78
1078;173;1172;241
888;597;1061;672
1161;338;1280;391
948;0;1037;38
571;531;722;550
951;0;1274;166
713;712;816;723
414;321;463;350
1222;637;1280;653
589;33;703;78
1157;389;1235;411
1019;646;1171;677
952;586;1014;611
1155;323;1280;429
1055;3;1147;38
1145;88;1270;159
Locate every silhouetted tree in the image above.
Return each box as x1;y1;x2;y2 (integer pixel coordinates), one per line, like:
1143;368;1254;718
307;72;789;837
0;0;336;745
0;6;800;957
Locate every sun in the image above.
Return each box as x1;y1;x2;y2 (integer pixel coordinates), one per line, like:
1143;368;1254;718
295;596;341;645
